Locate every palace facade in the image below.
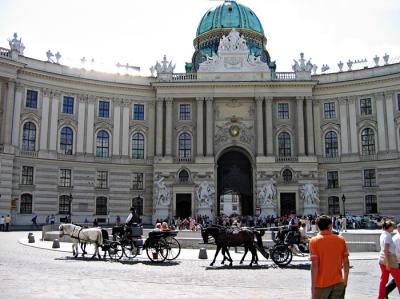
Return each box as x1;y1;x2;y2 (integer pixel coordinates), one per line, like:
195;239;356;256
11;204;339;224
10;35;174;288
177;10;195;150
1;1;400;224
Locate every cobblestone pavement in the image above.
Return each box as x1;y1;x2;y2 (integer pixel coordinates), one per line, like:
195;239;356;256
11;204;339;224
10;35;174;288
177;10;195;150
0;232;399;299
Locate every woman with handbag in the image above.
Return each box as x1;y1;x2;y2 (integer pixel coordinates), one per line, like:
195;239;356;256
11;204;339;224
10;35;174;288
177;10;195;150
378;220;400;299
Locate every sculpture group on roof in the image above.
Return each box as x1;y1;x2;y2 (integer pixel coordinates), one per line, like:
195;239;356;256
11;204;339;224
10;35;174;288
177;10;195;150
8;32;25;55
218;29;247;52
292;52;313;72
150;55;176;76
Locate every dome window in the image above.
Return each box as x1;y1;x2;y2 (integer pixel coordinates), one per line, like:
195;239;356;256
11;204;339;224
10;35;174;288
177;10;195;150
228;7;232;12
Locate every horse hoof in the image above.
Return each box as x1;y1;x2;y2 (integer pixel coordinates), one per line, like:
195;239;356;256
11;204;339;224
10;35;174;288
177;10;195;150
210;263;214;266
229;263;233;267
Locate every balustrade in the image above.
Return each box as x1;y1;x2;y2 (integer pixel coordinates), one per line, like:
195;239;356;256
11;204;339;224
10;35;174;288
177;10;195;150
0;47;10;58
275;156;298;162
272;72;297;81
172;73;197;81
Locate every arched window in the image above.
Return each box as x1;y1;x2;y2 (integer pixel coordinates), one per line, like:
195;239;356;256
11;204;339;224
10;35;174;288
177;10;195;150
96;196;108;215
325;131;338;157
361;128;375;155
132;133;145;159
278;132;291;157
22;122;36;151
60;127;73;155
328;196;340;215
20;193;32;214
179;133;191;158
96;130;109;157
179;169;189;183
365;195;377;214
132;196;143;216
282;169;292;183
59;195;71;215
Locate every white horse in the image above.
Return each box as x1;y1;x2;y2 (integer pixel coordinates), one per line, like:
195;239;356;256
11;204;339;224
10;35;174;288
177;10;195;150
59;224;103;259
197;182;215;207
301;183;319;205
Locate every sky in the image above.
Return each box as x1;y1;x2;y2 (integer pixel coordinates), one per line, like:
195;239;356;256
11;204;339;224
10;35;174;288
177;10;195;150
0;0;399;76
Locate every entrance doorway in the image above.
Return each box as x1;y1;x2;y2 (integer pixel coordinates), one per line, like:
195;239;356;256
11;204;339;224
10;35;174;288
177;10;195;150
280;193;296;216
176;194;191;218
217;147;253;215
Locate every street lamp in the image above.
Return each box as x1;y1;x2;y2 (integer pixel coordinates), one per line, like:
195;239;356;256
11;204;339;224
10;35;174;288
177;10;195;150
69;193;73;223
342;194;346;216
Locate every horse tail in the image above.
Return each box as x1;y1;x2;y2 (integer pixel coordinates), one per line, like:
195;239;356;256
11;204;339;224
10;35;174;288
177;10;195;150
254;231;263;248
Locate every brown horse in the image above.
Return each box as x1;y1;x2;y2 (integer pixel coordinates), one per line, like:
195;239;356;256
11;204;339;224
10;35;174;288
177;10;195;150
201;226;259;267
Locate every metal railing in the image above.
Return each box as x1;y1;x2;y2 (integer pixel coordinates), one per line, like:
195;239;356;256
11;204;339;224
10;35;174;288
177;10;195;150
275;156;298;162
18;150;38;158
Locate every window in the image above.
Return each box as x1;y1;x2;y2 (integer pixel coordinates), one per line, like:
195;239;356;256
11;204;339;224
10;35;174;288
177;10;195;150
179;132;192;158
282;169;292;183
361;128;375;155
21;166;34;185
96;130;109;157
360;98;372;116
278;103;289;119
96;171;108;189
98;101;110;118
132;173;144;190
22;122;36;151
179;104;191;120
365;195;378;214
327;171;339;189
20;193;33;214
59;169;72;187
59;195;71;215
364;169;376;187
325;131;338;157
132;133;145;159
132;197;143;216
26;90;38;108
60;127;73;155
96;196;108;215
133;104;144;120
328;196;340;215
62;96;74;114
324;102;336;119
278;132;291;156
179;170;189;183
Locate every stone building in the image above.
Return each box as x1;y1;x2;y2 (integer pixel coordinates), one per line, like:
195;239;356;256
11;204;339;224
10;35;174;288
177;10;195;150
0;1;400;224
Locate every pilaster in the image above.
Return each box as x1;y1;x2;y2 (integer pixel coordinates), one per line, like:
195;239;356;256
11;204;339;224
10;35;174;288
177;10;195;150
76;95;86;153
305;97;314;155
196;97;204;157
85;95;95;154
313;101;322;156
374;92;387;152
147;101;156;158
384;91;396;151
348;96;358;153
156;97;164;156
255;96;264;156
11;83;23;147
206;97;214;156
39;88;51;151
49;90;60;151
339;97;349;155
112;101;121;156
3;80;15;145
296;97;305;155
121;99;130;157
165;97;173;157
265;96;273;156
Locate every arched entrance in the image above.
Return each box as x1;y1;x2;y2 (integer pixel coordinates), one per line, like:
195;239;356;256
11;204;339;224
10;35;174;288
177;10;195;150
217;147;253;215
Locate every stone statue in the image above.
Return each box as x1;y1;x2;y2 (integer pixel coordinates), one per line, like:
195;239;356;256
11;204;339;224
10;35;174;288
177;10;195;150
300;183;319;205
55;52;61;64
152;55;175;76
292;53;313;72
156;177;171;207
46;50;54;63
197;182;215;208
8;32;25;55
258;178;277;207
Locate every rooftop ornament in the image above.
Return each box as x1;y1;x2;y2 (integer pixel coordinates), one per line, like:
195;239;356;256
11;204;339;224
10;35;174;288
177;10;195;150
383;53;389;65
46;50;62;64
321;64;330;73
292;53;313;72
8;32;25;55
116;62;140;73
150;55;175;78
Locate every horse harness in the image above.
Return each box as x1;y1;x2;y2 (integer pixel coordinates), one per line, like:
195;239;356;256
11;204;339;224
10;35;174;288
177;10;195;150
70;226;84;243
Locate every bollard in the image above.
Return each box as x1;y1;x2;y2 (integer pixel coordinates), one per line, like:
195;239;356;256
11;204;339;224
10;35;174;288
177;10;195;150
198;247;208;259
28;232;33;238
52;239;60;248
28;234;35;243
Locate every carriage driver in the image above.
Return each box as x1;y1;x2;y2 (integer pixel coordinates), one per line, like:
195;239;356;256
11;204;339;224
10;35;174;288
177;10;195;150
125;207;140;226
286;211;301;247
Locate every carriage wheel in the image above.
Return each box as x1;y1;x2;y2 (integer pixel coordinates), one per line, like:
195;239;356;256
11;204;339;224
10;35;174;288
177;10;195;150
165;237;181;260
123;241;139;259
108;242;124;261
271;244;293;267
146;238;168;263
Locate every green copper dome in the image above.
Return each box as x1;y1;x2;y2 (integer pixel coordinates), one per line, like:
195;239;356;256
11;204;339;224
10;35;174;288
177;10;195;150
196;0;264;37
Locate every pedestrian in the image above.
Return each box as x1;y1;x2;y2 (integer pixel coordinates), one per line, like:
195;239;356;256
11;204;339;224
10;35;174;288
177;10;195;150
386;223;400;298
310;215;350;299
31;215;38;227
45;215;49;225
378;220;400;299
0;215;4;231
341;216;347;232
5;214;11;231
50;214;55;225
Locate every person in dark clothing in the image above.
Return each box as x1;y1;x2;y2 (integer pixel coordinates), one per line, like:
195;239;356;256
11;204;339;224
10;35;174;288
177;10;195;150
125;207;140;226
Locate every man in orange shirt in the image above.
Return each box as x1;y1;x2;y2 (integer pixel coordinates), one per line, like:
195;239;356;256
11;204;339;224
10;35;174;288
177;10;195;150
310;215;350;299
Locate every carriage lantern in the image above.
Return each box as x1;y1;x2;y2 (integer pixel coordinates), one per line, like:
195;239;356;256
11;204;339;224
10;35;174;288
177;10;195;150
341;194;346;216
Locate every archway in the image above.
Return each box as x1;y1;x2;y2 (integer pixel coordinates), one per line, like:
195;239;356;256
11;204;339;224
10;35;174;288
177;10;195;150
217;147;253;215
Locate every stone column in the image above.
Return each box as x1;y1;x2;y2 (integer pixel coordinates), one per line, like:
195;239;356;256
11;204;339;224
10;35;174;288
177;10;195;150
348;96;358;154
85;96;95;154
11;83;23;147
305;97;315;155
255;97;264;156
313;101;322;156
3;80;15;145
76;96;86;153
121;100;130;156
206;97;214;156
39;89;51;151
296;97;305;156
112;101;121;156
156;97;164;156
339;98;349;155
49;91;60;151
265;96;273;156
196;97;204;157
384;91;396;151
147;101;156;158
375;93;387;152
165;97;173;157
